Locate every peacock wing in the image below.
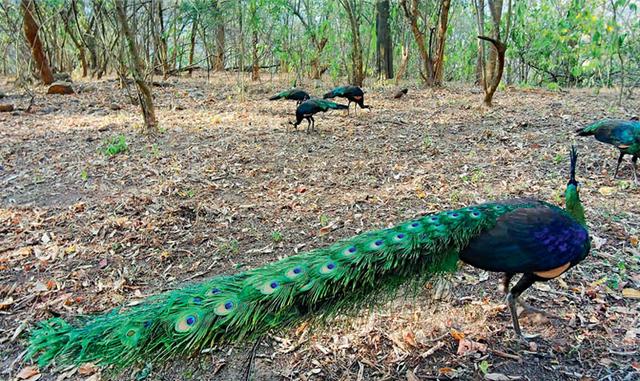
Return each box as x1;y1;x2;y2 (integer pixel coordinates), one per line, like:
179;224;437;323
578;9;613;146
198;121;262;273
459;204;589;274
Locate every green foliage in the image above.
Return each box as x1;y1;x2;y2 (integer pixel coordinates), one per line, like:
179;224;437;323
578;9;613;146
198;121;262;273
271;230;283;243
103;135;128;157
478;360;490;375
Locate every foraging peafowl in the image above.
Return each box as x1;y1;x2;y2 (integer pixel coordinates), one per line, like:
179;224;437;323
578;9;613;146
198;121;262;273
576;119;640;184
27;148;589;369
268;88;310;105
394;88;409;99
291;98;348;133
323;85;371;115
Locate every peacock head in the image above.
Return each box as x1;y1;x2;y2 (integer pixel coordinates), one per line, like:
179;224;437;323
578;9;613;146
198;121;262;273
565;146;586;226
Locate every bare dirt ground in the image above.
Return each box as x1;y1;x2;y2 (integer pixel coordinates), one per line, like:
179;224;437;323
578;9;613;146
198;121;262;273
1;73;639;381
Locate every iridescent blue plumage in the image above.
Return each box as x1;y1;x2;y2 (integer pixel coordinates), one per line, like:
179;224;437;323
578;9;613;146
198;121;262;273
577;119;640;183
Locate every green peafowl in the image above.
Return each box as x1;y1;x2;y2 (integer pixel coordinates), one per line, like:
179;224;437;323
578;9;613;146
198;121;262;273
290;98;348;133
323;85;371;115
268;88;310;106
576;119;640;184
27;148;589;369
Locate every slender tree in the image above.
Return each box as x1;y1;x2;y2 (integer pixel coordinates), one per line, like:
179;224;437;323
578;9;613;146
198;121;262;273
339;0;364;86
115;1;158;132
21;0;54;84
474;0;513;106
400;0;451;86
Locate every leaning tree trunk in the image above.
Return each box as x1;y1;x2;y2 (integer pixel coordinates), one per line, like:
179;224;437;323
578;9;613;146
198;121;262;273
479;36;506;106
21;0;53;84
115;1;158;133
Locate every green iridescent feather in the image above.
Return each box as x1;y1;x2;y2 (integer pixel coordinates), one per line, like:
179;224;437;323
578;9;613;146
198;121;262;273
26;202;534;368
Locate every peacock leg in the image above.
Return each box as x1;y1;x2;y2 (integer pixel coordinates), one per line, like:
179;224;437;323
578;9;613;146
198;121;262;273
505;273;552;317
613;151;625;179
310;116;316;133
506;273;536;340
347;101;351;116
306;117;312;133
632;155;638;185
502;273;514;294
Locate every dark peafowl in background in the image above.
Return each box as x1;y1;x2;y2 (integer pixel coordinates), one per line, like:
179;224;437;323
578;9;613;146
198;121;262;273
268;88;310;105
323;85;371;115
394;88;408;99
290;98;348;133
27;148;589;370
576;119;640;184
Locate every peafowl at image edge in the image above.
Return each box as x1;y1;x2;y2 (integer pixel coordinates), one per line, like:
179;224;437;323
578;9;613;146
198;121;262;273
26;147;590;370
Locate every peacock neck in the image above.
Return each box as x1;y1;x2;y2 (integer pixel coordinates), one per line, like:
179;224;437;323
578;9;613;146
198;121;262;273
565;184;586;227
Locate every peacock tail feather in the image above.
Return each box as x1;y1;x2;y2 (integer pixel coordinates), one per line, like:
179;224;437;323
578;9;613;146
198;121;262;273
310;98;348;111
28;201;541;369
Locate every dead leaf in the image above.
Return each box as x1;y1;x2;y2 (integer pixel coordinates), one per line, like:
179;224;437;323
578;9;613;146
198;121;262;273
16;366;40;380
406;370;420;381
485;373;521;380
84;374;100;381
0;297;14;310
78;363;98;375
439;367;456;377
450;328;465;341
598;186;616;196
457;338;488;355
622;288;640;299
403;330;418;348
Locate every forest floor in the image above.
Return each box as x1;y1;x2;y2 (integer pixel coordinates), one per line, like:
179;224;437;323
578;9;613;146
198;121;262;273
0;73;639;381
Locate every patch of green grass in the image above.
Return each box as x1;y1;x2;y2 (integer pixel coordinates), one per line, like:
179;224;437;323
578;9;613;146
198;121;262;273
319;214;330;227
103;135;128;156
553;153;564;164
422;135;432;150
80;168;88;181
478;360;490;375
219;239;240;256
545;82;561;92
271;230;283;243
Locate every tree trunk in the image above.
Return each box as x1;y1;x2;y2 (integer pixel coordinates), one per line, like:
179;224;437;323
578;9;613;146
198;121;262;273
188;17;198;77
157;0;170;79
21;0;53;84
376;0;393;80
115;0;158;132
340;0;364;87
475;0;511;106
395;42;409;85
251;28;259;81
479;36;506;106
432;0;451;85
213;0;225;71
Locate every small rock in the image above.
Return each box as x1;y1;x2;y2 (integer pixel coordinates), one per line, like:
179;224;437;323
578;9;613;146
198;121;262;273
0;91;5;98
40;106;60;114
79;84;98;93
47;81;75;95
53;72;72;82
109;103;122;110
0;104;14;112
